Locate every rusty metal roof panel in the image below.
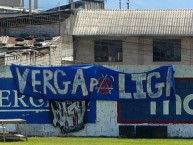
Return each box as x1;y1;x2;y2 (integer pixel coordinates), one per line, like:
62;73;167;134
73;9;193;36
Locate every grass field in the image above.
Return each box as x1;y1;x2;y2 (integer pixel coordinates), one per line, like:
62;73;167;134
1;137;193;145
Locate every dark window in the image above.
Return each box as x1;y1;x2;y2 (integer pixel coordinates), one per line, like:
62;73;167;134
153;39;181;61
94;40;122;62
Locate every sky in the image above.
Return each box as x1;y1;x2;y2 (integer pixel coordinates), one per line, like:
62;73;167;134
24;0;193;10
106;0;193;9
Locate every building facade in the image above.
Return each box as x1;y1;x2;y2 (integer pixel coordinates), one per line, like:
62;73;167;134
73;10;193;65
0;65;193;138
2;5;193;139
0;1;105;65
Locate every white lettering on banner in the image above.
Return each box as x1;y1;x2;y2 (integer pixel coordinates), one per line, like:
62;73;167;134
150;94;193;115
0;90;11;107
90;78;98;92
32;70;41;93
183;94;193;115
1;90;193;117
15;67;173;99
54;70;71;95
16;68;29;93
30;97;44;107
119;74;132;99
166;67;174;97
147;72;164;99
0;90;48;109
43;70;57;94
175;95;182;115
13;90;28;107
72;69;88;96
132;73;146;99
163;100;169;115
16;68;91;97
119;71;171;99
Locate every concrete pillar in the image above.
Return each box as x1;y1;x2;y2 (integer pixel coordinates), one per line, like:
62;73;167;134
189;37;193;65
69;0;74;10
21;0;24;7
138;37;144;65
34;0;38;9
29;0;32;14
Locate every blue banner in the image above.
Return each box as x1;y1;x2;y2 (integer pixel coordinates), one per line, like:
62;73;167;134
118;79;193;124
0;78;96;124
10;64;176;101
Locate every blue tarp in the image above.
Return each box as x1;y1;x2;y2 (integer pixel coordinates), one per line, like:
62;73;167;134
0;78;96;124
10;64;176;101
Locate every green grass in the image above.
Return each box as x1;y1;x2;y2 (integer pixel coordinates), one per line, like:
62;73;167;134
1;137;193;145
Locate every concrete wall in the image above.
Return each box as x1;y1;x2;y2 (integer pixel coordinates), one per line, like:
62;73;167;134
0;13;24;18
74;36;193;65
2;65;193;138
0;0;22;7
4;38;63;65
2;23;60;37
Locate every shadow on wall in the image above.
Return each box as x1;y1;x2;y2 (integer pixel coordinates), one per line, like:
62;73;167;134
119;125;167;138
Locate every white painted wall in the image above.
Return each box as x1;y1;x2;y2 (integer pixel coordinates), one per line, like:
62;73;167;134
1;65;193;138
75;36;193;65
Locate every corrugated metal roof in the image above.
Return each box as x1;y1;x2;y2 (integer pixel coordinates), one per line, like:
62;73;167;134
73;9;193;36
